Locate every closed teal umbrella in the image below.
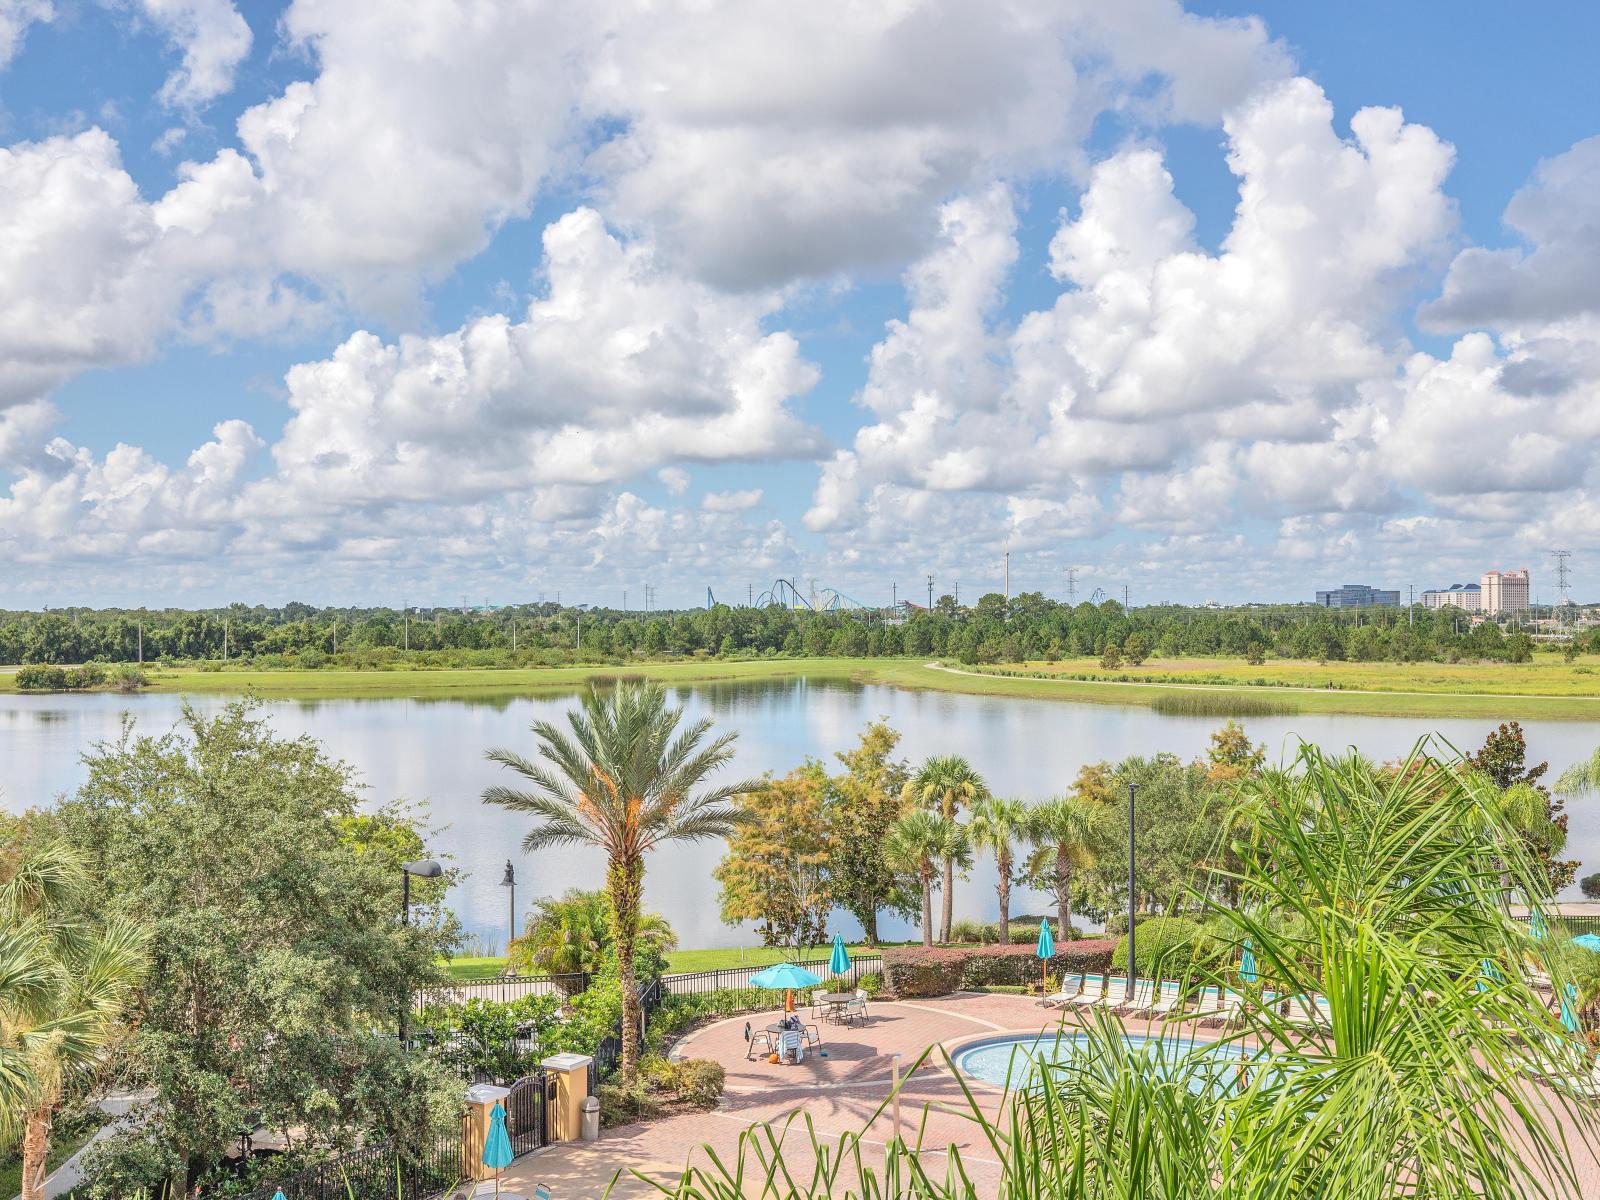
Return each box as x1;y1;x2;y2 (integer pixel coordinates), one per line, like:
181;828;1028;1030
271;1192;287;1200
1530;910;1548;940
828;933;851;976
1240;940;1257;985
1560;983;1581;1035
1035;919;1055;991
1476;958;1504;994
482;1100;514;1197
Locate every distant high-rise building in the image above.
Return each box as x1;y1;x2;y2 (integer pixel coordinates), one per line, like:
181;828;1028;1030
1422;583;1482;612
1480;569;1531;614
1315;584;1401;609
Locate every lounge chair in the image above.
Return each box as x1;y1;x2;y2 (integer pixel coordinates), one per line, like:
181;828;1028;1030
1189;986;1226;1019
745;1021;774;1060
1066;975;1107;1010
1117;980;1158;1014
1145;980;1186;1020
1039;975;1084;1008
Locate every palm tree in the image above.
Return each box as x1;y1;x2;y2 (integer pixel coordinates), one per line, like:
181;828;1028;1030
883;810;969;947
483;683;757;1083
509;888;676;989
1025;794;1100;937
1557;746;1600;797
967;797;1030;943
903;755;988;942
1;842;147;1200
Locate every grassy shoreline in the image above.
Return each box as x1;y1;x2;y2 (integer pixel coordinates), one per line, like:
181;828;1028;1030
444;942;895;980
3;655;1598;719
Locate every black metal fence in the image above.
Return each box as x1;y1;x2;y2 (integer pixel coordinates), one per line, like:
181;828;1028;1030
233;1119;467;1200
659;955;882;996
504;1071;549;1155
415;972;589;1012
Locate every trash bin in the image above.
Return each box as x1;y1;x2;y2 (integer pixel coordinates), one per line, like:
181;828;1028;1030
581;1095;600;1142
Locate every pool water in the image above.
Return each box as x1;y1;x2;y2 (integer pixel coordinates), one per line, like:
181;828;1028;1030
955;1031;1245;1091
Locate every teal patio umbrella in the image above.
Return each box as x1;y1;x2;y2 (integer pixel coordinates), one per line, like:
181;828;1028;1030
1530;910;1548;940
482;1100;514;1197
1239;940;1257;985
1035;919;1055;991
1476;958;1504;994
828;933;852;977
271;1192;287;1200
1572;934;1600;952
1560;983;1582;1035
750;962;823;1012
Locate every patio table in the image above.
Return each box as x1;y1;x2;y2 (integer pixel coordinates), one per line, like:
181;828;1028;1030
820;993;854;1021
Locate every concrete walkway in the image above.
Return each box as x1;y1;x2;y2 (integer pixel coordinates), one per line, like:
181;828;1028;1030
11;1090;150;1200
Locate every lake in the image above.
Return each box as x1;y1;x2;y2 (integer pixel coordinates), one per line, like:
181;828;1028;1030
4;678;1599;950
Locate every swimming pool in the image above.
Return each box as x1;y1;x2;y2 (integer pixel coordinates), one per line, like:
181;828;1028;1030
954;1030;1243;1090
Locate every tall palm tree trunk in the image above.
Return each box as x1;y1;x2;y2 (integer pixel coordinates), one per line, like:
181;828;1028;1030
939;794;955;942
1055;847;1073;936
920;868;934;947
608;855;645;1083
21;1106;51;1200
996;850;1012;944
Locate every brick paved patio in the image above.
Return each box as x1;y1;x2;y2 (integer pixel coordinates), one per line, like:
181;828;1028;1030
495;991;1600;1198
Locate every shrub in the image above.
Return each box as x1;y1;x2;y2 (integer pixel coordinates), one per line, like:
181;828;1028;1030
632;1056;724;1111
883;941;1115;997
111;664;149;692
597;1080;659;1127
15;662;109;690
1110;917;1212;976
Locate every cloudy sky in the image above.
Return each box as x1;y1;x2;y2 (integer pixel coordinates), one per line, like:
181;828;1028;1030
1;0;1597;610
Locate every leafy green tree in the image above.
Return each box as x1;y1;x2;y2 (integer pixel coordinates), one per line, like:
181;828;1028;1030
1;842;147;1200
966;797;1030;943
1122;632;1149;665
1468;721;1576;892
1099;642;1121;670
509;888;675;982
1581;871;1600;900
1204;720;1265;781
50;702;458;1196
882;811;969;947
825;721;916;944
903;756;987;942
714;765;835;953
483;683;756;1084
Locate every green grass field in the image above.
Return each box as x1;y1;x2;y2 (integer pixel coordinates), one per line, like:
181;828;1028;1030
4;654;1598;719
442;941;890;980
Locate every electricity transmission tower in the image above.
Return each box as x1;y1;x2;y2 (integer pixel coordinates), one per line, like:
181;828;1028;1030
1550;549;1573;628
1065;566;1077;605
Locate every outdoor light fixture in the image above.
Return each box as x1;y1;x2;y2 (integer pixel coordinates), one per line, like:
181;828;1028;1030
499;859;516;961
398;858;442;1045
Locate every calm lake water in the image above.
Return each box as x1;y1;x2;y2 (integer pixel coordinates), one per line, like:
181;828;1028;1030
5;678;1599;950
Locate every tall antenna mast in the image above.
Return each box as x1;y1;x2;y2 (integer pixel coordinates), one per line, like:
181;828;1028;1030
927;574;934;610
1550;549;1573;627
1065;566;1078;606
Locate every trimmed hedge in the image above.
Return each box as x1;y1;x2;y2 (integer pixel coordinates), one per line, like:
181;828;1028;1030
883;941;1116;998
1110;917;1211;975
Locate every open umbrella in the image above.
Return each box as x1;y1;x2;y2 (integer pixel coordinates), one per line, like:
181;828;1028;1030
1560;983;1582;1035
1239;940;1257;985
829;933;851;977
1035;919;1055;991
482;1100;514;1197
750;962;823;1012
1572;934;1600;952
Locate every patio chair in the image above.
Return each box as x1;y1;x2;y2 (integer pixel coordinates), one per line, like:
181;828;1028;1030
1066;975;1106;1009
779;1029;805;1062
843;991;868;1026
745;1021;774;1060
1118;979;1158;1014
802;1022;822;1047
1038;975;1084;1008
810;990;828;1019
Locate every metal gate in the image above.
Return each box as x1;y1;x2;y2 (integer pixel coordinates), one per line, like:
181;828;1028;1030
504;1071;549;1155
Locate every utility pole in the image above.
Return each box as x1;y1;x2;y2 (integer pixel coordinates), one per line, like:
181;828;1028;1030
223;618;229;660
892;582;897;608
1123;584;1130;612
137;622;143;664
623;589;628;612
927;575;934;610
404;600;409;651
954;581;959;607
1408;585;1415;626
748;583;753;607
576;611;581;655
1004;550;1010;605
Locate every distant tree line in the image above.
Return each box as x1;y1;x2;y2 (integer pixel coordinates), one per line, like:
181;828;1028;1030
2;593;1588;668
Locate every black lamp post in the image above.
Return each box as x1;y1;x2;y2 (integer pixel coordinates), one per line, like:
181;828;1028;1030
1126;782;1138;1003
500;859;516;961
399;858;442;1044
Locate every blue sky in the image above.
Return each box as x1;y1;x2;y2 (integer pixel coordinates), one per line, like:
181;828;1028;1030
1;1;1597;609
